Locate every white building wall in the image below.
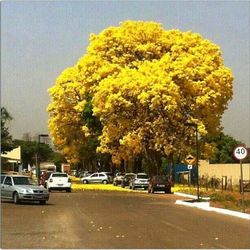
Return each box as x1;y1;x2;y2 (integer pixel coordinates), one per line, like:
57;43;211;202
1;146;21;162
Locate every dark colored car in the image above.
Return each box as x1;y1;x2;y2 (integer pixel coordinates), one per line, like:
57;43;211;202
121;173;136;188
148;175;172;194
39;171;53;188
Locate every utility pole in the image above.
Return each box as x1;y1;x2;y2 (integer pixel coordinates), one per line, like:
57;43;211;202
184;123;200;200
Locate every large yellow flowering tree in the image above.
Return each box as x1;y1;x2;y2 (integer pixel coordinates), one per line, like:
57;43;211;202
48;20;233;169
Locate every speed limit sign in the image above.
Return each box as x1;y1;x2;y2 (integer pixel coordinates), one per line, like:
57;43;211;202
233;145;248;160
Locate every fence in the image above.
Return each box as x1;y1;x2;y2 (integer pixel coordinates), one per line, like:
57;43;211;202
240;180;250;192
199;160;250;189
199;175;233;191
176;174;250;192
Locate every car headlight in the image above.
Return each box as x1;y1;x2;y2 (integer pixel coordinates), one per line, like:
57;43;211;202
19;189;26;194
19;188;33;194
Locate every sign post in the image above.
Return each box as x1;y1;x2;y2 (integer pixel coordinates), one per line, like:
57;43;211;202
185;155;197;193
233;145;248;213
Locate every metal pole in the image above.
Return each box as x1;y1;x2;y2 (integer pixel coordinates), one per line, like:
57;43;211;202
240;160;245;213
195;125;200;201
37;136;41;185
35;153;39;185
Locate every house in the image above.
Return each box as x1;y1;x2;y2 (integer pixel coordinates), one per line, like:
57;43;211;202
1;146;21;172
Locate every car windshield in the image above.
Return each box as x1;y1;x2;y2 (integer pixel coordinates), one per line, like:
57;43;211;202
155;175;168;181
1;175;6;184
45;173;52;180
52;173;68;177
13;177;32;185
125;174;135;178
137;174;149;179
105;173;113;177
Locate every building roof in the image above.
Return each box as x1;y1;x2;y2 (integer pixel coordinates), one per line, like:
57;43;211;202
1;146;21;163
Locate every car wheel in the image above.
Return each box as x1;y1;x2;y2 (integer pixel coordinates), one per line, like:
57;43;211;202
103;180;108;184
13;192;20;204
83;180;88;184
40;200;46;205
66;188;71;193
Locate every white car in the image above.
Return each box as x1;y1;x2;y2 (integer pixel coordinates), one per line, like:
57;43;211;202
47;172;71;192
81;172;111;184
129;173;149;190
113;173;125;186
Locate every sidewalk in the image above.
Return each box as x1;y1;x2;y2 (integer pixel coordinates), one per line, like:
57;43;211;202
174;192;250;220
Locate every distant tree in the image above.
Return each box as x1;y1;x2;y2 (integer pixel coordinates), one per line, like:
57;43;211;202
1;107;15;153
14;139;54;169
203;133;245;163
51;151;67;170
22;133;32;142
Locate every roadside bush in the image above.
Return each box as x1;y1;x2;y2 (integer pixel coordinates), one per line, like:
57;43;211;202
210;193;224;201
225;194;236;202
210;193;236;202
207;177;221;189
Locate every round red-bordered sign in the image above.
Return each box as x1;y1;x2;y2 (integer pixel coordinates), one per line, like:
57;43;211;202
233;145;248;160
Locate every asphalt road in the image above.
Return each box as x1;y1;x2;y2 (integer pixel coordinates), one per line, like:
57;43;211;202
1;190;250;249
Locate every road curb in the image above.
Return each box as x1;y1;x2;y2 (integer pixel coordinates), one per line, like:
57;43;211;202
174;192;210;200
174;192;250;220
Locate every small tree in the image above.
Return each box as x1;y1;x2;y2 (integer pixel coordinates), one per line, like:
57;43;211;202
203;133;246;163
1;107;15;153
14;139;54;169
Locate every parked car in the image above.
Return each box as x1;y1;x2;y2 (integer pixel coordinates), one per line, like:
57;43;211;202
46;172;71;192
69;170;77;176
113;173;125;186
78;171;93;178
121;173;136;188
81;172;112;184
101;172;114;182
1;174;49;205
129;173;149;190
39;171;53;188
148;175;172;194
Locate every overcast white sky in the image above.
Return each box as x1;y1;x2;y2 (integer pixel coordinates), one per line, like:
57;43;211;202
1;1;250;146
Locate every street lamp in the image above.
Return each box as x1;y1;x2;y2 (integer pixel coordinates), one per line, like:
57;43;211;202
37;134;49;185
184;123;200;200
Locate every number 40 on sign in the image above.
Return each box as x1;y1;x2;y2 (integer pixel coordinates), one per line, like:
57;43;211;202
233;146;248;161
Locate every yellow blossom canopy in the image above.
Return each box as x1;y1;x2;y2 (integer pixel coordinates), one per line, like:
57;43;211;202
48;20;233;164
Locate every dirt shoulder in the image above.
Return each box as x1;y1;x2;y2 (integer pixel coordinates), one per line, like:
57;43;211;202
174;185;250;214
